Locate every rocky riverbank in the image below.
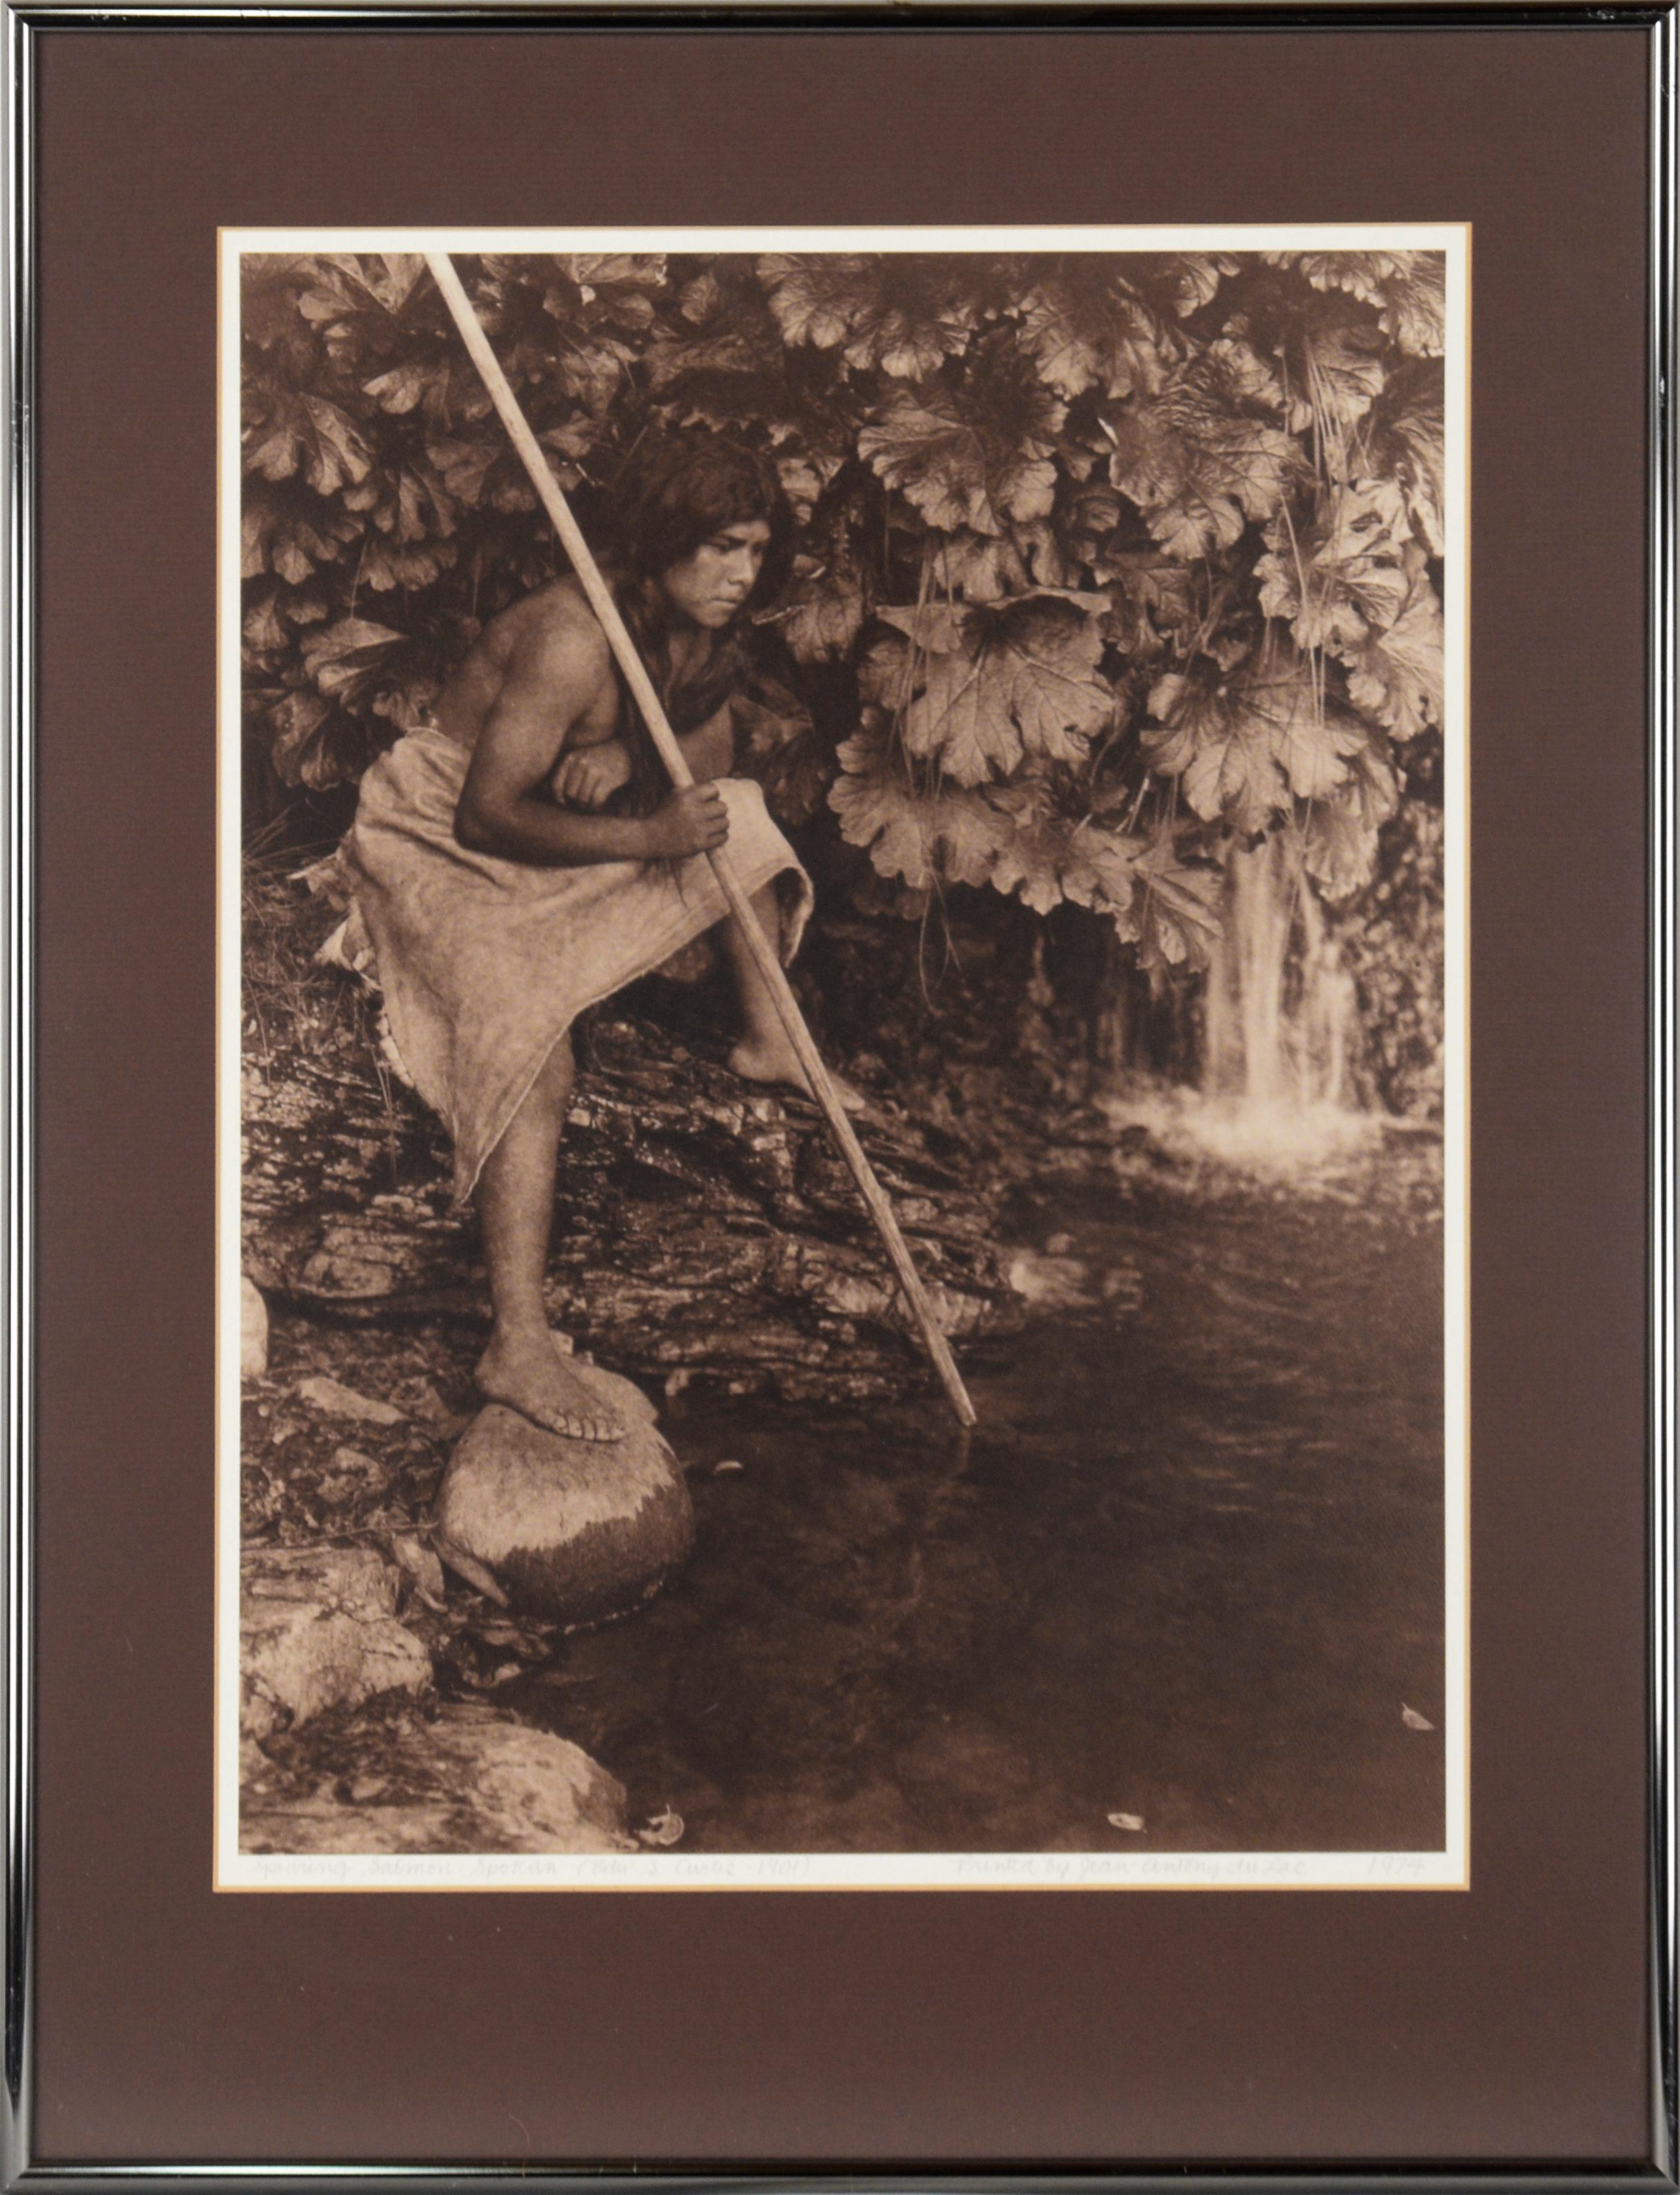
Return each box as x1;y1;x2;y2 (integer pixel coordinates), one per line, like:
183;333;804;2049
237;872;1026;1854
236;862;1443;1857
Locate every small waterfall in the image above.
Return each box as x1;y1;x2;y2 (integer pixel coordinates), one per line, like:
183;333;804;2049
1085;832;1371;1172
1084;830;1379;1173
1203;835;1357;1115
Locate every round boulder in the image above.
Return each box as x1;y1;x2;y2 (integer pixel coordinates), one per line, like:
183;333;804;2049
437;1365;693;1628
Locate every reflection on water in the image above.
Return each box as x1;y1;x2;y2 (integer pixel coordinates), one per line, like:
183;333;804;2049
513;1139;1447;1857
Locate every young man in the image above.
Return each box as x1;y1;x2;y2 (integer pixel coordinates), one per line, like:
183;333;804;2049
344;434;830;1445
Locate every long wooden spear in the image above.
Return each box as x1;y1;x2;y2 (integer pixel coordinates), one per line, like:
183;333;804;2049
426;251;977;1429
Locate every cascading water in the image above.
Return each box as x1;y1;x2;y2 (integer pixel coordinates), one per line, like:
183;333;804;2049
1189;834;1371;1167
1203;836;1355;1107
1092;832;1375;1173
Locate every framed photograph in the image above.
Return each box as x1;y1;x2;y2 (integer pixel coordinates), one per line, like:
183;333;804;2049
6;3;1674;2181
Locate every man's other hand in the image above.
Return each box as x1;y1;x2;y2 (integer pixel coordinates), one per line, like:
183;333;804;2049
642;783;730;860
553;740;634;810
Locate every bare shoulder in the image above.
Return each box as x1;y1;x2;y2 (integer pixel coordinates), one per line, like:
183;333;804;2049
506;578;613;688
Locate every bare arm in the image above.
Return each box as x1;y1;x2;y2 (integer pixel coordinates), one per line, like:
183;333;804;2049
454;622;727;866
551;693;736;814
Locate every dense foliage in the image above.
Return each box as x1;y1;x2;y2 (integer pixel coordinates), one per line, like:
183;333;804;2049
242;248;1444;975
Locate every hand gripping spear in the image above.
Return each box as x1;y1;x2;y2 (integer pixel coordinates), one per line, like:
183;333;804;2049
426;252;978;1430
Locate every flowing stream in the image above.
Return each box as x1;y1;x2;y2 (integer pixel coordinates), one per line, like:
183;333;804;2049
510;843;1445;1855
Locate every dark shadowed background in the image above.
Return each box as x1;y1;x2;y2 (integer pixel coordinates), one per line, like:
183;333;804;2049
28;19;1652;2169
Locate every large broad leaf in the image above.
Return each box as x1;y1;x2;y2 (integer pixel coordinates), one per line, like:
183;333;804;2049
360;535;459;591
758;254;977;378
240;385;371;495
1366;358;1446;555
1103;553;1201;661
1147;670;1287;834
242;495;359;584
1257;477;1414;655
1104;351;1301;559
864;593;1112;785
1183;727;1286;833
300;395;373;496
859;339;1065;535
266;689;344;789
1303;805;1380;901
551;332;638;416
1133;834;1224;973
242;405;306;483
1266;249;1446;360
1203;335;1295;421
362;359;442;415
828;720;1013;891
774;448;845;525
240;584;289;658
860;385;1044;535
986;780;1142;926
369;464;456;545
302;617;406;707
860;621;1018;783
645;267;785;393
374;253;428;311
372;670;444;736
426;434;511;508
1267;249;1408;311
646;324;772;390
1060;819;1143;930
1256;667;1368;801
1017;262;1179;401
1151;252;1242;318
924;530;1030;604
985;782;1073;914
767;541;868;664
1147;653;1363;826
1304;735;1401;898
1375;258;1447;358
1343;568;1444;739
541;254;668;338
1298;303;1388;433
732;685;830;827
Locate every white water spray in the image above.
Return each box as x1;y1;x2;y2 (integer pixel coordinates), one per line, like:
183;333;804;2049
1096;833;1375;1174
1203;836;1355;1106
1189;834;1370;1167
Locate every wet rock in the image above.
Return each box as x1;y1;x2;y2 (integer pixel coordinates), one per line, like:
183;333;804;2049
294;1374;405;1426
240;1702;633;1855
241;1544;432;1741
1006;1249;1098;1313
437;1367;693;1628
240;1276;269;1380
244;1008;1020;1404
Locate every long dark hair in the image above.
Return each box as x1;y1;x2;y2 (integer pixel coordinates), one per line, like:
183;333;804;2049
599;431;795;815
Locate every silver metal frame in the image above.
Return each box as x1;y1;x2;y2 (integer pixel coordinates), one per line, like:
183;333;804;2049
4;0;35;2180
1649;3;1678;2172
3;3;1675;2184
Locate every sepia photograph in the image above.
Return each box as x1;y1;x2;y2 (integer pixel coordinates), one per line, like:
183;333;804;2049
218;227;1466;1889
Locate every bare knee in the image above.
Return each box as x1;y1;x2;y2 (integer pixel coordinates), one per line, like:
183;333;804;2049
503;1033;575;1131
747;879;785;947
532;1031;575;1106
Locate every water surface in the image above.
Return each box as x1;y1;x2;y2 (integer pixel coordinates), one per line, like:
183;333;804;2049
515;1155;1446;1855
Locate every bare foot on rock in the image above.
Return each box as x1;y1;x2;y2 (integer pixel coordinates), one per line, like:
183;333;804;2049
475;1330;624;1443
729;1035;866;1115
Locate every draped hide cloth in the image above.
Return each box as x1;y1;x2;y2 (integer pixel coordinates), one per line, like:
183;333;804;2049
334;721;813;1205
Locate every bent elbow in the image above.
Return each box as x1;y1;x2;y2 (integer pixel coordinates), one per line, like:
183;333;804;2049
453;797;498;855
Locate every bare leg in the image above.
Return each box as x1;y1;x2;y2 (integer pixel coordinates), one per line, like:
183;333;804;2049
722;879;863;1111
474;1033;624;1442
